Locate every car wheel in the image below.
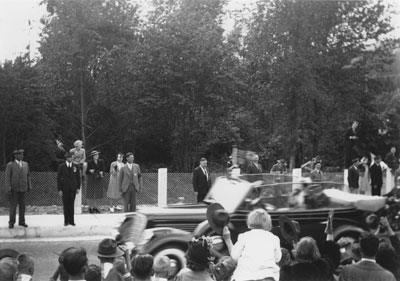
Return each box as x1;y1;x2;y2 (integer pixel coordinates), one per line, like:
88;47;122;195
152;244;187;278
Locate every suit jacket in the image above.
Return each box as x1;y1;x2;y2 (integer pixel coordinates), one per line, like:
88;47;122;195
344;127;359;148
370;163;383;186
310;169;323;182
192;166;211;195
348;165;359;188
57;162;81;192
5;160;32;192
246;163;263;174
119;163;142;193
339;260;396;281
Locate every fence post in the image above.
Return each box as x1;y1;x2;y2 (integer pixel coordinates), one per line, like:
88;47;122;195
158;168;168;207
292;168;302;191
343;169;349;193
75;185;82;215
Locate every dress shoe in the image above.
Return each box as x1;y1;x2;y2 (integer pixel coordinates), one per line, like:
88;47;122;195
93;207;101;214
19;223;28;227
70;223;76;226
64;223;68;226
109;206;115;213
115;205;122;211
8;224;14;229
89;207;94;214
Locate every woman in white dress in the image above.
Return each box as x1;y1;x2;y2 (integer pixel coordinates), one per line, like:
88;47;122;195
107;153;124;212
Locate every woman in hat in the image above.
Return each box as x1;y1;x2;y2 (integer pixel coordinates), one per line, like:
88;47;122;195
358;157;370;195
228;208;282;281
175;237;214;281
86;150;105;213
107;153;124;212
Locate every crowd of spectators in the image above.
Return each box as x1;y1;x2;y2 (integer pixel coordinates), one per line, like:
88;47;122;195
1;207;400;281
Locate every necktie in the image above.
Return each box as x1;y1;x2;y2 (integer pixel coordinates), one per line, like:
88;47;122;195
204;168;208;181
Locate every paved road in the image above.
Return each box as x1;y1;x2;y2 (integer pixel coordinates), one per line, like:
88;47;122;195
2;238;102;280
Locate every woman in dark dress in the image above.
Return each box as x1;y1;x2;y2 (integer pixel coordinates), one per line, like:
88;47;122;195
86;150;105;213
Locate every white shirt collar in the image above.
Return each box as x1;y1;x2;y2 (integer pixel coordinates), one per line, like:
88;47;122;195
19;274;32;281
361;258;376;263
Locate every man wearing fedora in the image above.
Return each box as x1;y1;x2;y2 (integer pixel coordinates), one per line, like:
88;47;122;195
192;158;212;202
96;238;130;280
119;152;142;212
5;149;32;229
57;152;81;226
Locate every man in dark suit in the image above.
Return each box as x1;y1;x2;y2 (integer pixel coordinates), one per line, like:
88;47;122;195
339;232;395;281
344;121;360;168
192;158;212;202
310;162;323;182
348;158;360;193
5;149;32;229
246;154;263;182
57;152;81;226
370;156;383;196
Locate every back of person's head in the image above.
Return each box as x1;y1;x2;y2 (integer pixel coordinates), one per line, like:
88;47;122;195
185;237;212;272
376;241;400;277
62;247;88;277
359;232;379;258
0;257;18;281
247;208;272;231
153;256;170;278
85;264;101;281
295;237;321;263
319;241;341;270
16;253;34;275
131;254;154;280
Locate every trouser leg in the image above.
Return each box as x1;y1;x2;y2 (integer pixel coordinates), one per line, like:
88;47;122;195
9;191;18;226
130;187;136;212
62;193;68;224
123;189;131;212
69;192;76;224
18;192;25;225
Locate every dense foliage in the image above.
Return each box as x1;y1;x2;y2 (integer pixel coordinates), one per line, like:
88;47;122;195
1;0;399;172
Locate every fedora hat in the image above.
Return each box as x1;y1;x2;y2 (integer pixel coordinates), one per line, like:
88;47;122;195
207;203;230;235
279;215;300;245
12;149;24;155
89;150;100;158
0;249;19;260
97;238;124;258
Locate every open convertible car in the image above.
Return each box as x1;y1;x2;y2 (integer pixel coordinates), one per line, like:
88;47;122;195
121;174;400;277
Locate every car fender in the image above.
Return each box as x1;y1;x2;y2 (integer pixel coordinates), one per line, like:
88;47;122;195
192;220;210;237
333;224;365;240
141;227;192;254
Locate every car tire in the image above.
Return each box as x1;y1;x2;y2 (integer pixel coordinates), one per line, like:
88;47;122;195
151;244;187;278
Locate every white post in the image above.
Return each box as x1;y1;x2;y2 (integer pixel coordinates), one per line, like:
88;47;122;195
292;168;302;191
158;168;168;207
343;169;349;193
75;185;82;215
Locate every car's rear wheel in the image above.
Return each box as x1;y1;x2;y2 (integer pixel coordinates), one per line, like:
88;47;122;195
151;244;187;278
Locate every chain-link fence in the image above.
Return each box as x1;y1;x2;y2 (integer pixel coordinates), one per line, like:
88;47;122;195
0;172;222;207
0;171;349;207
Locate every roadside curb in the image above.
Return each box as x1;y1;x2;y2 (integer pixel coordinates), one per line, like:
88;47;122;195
0;213;127;240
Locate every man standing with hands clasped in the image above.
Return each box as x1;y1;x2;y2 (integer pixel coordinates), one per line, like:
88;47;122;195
119;152;142;212
57;152;81;226
5;149;32;229
192;158;212;202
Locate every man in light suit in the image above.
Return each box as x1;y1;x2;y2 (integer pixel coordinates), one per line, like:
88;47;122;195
339;232;395;281
57;152;81;226
192;158;212;202
310;162;323;182
119;152;142;212
5;149;32;229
